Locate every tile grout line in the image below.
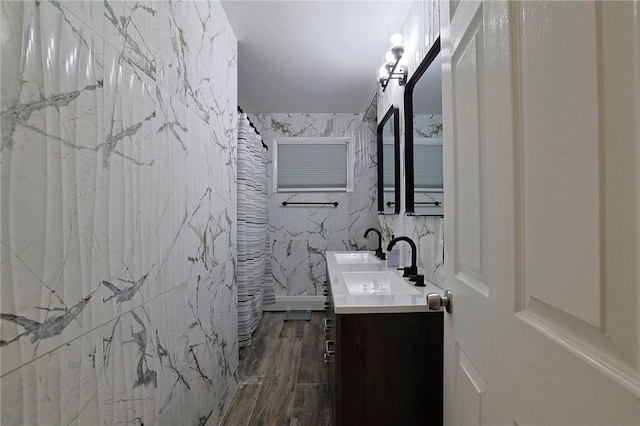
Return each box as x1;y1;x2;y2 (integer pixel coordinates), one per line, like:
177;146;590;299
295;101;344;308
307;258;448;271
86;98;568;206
246;381;262;426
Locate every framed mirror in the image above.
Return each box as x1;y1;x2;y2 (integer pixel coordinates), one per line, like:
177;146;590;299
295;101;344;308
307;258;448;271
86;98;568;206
404;37;444;216
377;105;400;214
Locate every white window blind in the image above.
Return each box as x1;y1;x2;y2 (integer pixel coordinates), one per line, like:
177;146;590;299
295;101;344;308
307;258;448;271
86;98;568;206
383;143;395;188
277;142;348;190
414;140;443;189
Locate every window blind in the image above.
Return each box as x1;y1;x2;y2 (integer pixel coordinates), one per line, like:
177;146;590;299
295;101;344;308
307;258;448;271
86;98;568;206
414;143;443;188
383;143;395;187
277;143;347;189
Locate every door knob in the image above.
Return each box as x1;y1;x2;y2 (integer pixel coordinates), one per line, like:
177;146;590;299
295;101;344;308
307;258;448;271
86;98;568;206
427;290;452;313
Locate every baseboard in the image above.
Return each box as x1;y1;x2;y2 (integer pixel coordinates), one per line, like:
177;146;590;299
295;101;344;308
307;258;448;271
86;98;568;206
262;296;325;311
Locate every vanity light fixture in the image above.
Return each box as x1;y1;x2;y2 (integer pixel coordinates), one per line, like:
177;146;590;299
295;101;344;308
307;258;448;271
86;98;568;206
378;32;407;91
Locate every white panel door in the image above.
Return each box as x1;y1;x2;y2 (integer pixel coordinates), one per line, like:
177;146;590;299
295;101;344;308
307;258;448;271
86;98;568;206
440;1;640;424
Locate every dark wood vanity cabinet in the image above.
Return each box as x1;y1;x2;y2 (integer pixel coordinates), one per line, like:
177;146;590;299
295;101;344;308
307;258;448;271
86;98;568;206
324;281;444;425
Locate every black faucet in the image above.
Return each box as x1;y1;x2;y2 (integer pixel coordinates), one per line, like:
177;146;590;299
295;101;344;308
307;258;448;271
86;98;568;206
386;236;425;286
364;228;385;259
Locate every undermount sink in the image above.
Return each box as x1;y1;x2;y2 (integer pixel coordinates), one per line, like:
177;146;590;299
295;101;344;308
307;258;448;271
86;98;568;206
334;252;381;265
341;271;419;295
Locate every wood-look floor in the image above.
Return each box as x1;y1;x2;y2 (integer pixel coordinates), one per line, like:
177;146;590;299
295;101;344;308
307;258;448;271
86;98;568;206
220;312;331;426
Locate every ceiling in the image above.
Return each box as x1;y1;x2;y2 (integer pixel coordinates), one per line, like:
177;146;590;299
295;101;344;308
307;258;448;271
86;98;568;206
220;1;412;114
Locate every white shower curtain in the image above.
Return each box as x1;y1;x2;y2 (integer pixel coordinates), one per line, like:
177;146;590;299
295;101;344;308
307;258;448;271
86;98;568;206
237;112;275;347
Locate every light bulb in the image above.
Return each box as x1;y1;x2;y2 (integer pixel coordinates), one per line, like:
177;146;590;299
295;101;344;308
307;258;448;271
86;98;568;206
390;33;403;46
390;44;404;60
384;61;395;73
385;51;395;63
378;65;390;80
378;65;390;85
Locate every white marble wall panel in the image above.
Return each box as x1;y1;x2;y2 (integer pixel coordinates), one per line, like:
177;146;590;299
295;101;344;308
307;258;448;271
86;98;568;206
414;113;443;138
378;0;445;288
349;119;379;239
1;1;238;424
249;113;379;296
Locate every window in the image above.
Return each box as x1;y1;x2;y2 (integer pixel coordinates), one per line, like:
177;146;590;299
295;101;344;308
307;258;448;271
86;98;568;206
382;142;395;190
273;137;354;192
413;138;443;191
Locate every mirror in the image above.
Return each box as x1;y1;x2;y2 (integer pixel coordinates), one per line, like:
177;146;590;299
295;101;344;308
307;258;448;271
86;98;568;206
377;106;400;214
404;37;444;216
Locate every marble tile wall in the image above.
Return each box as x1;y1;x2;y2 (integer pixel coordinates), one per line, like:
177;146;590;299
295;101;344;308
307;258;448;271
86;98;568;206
378;0;445;287
248;114;379;297
1;1;238;424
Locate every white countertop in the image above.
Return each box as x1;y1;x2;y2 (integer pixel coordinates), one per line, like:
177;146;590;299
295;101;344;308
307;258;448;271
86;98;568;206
326;250;444;314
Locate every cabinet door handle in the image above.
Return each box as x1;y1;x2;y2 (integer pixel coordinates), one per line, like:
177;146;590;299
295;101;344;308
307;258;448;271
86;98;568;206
323;318;333;332
323;339;336;363
325;340;336;354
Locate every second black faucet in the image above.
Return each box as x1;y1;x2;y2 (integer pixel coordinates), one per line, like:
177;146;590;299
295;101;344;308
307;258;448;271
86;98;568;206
363;228;385;259
386;236;425;286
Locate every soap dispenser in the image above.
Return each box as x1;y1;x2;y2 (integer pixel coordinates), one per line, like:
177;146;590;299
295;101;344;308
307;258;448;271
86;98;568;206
387;234;400;268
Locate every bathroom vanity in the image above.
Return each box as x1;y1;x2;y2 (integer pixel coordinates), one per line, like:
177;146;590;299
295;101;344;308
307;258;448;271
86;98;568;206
324;251;444;425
